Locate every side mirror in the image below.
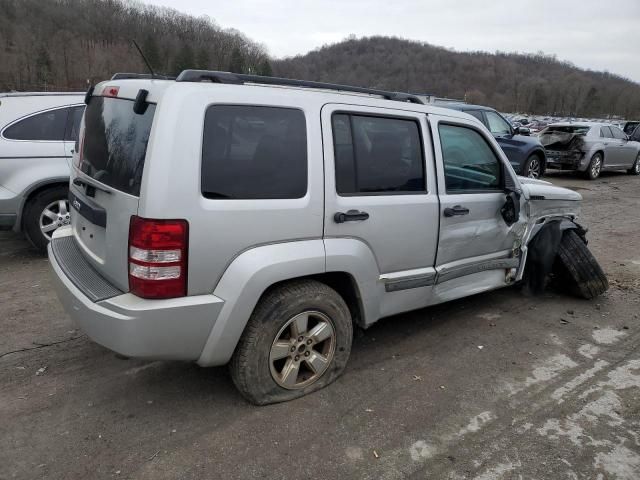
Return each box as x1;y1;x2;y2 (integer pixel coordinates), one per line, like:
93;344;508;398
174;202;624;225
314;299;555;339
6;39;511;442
501;191;521;226
514;126;530;136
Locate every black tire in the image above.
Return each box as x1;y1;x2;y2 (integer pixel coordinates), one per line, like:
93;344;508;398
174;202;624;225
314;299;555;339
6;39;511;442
583;152;603;180
523;153;544;179
230;279;353;405
555;230;608;299
627;152;640;175
23;185;70;253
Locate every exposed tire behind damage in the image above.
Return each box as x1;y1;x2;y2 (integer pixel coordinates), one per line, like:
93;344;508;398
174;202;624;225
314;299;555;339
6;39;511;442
554;230;608;299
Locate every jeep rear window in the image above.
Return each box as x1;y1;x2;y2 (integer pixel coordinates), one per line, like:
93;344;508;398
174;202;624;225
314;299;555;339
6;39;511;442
201;105;307;199
79;97;155;196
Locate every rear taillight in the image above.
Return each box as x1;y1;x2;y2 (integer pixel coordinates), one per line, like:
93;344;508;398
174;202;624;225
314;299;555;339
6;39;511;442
128;216;188;299
103;86;120;97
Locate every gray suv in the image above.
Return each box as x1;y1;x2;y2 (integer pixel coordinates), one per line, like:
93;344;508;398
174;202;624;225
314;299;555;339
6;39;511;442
0;92;84;251
48;72;608;404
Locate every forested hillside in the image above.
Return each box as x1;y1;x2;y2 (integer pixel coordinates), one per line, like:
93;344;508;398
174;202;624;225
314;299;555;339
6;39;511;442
0;0;271;91
1;1;639;118
274;36;640;118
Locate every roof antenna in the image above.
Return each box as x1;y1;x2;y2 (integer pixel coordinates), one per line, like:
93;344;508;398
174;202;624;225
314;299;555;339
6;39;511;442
132;39;156;78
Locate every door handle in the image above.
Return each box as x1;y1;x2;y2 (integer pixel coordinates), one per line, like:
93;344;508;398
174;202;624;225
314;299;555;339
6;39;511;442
334;209;369;223
444;205;470;217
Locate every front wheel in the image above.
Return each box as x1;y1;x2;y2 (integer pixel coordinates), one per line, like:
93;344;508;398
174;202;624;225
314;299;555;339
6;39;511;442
584;152;603;180
627;153;640;175
523;154;543;179
230;280;353;405
23;186;70;253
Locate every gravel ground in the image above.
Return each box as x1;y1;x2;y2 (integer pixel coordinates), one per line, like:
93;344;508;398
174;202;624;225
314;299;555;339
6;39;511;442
1;172;639;480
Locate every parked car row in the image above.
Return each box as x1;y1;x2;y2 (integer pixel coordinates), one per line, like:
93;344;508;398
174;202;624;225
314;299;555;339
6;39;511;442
2;89;640;252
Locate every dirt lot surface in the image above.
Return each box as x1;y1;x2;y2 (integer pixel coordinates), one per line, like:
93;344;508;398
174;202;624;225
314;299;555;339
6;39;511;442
1;172;639;480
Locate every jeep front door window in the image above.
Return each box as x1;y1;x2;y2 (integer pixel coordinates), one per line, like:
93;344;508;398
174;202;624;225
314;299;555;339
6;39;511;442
438;124;502;192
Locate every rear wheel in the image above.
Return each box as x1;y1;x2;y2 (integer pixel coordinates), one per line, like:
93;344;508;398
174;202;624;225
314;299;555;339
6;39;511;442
554;230;608;299
230;280;353;405
524;154;543;178
584;152;603;180
23;186;70;253
627;152;640;175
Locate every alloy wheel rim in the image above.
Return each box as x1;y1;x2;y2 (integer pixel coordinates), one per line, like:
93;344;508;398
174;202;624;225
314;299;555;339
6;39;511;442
269;311;336;390
39;199;71;240
527;158;540;178
592;157;602;178
635;155;640;173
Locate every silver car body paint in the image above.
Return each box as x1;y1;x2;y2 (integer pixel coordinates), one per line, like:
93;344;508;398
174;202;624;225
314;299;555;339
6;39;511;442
0;93;84;230
49;79;584;366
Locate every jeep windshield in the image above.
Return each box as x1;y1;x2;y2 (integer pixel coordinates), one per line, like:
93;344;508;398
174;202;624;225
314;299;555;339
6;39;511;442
79;96;155;196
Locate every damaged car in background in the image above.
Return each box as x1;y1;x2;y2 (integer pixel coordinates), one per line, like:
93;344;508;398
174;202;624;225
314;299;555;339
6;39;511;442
540;122;640;179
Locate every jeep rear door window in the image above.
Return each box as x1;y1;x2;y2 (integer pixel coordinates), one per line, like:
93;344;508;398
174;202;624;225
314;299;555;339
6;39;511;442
439;124;502;192
484;111;511;136
201;105;307;199
332;114;425;195
3;107;68;141
80;97;155;196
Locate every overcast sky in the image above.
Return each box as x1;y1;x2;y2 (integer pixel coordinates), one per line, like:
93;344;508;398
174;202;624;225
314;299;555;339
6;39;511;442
144;0;640;83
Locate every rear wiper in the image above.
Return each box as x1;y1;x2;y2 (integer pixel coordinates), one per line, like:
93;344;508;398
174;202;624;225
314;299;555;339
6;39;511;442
73;177;112;194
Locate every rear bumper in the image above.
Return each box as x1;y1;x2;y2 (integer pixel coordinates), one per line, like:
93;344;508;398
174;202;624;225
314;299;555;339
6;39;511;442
545;150;587;171
48;229;224;361
0;214;17;230
0;185;20;230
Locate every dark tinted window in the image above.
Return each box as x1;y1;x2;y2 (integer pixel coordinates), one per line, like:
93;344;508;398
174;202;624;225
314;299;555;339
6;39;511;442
332;114;424;194
65;106;84;142
3;108;68;141
201;105;307;199
600;126;613;138
610;126;627;140
80;97;155;196
464;110;485;124
623;122;639;135
439;124;502;192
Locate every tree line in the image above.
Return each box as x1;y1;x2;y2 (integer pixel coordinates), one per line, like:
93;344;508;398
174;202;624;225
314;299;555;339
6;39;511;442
0;0;272;91
1;2;639;119
274;36;640;119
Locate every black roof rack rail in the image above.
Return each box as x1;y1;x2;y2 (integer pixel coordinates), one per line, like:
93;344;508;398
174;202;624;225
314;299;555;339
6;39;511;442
111;73;176;80
175;70;424;105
